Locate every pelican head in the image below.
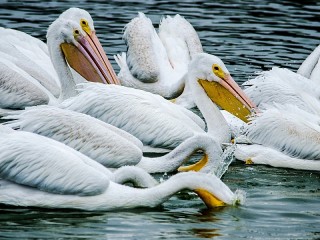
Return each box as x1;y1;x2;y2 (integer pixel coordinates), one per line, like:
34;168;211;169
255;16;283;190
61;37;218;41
47;12;118;85
58;7;120;85
59;7;94;32
189;53;256;122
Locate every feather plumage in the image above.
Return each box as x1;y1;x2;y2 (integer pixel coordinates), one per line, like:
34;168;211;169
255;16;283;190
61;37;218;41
4;106;143;168
60;83;204;150
0;27;60;102
244;67;320;114
0;129;111;195
116;13;203;107
245;104;320;159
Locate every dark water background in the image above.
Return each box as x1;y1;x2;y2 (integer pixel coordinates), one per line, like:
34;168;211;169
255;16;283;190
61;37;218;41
0;0;320;239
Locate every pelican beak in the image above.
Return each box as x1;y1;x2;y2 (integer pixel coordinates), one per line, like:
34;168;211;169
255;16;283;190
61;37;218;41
84;31;120;85
60;32;119;85
198;74;256;123
195;189;226;208
178;154;208;172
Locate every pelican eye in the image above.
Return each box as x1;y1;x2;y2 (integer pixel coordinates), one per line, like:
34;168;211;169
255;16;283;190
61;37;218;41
74;29;80;35
212;64;225;79
80;19;89;27
80;19;91;34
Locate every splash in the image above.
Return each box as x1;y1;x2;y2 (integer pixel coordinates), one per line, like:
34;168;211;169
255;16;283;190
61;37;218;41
232;189;246;206
212;143;237;179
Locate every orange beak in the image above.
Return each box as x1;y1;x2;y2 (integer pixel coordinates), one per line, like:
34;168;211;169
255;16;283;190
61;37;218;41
61;32;119;85
85;31;120;85
199;74;257;123
219;74;256;111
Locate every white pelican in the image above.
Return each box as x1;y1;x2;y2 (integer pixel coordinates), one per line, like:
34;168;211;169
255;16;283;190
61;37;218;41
22;10;194;153
0;126;242;210
115;12;203;108
230;44;320;171
234;104;320;171
0;8;119;113
5;106;222;173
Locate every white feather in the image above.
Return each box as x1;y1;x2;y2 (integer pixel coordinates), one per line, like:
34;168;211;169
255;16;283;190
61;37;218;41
117;13;203;107
0;129;111;195
0;54;58;109
245;105;320;160
60;83;204;150
233;103;320;171
0;27;60;98
4;106;143;168
244;67;320;114
123;12;162;83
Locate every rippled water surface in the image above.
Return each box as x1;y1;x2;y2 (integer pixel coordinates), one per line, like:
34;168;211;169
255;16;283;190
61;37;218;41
1;0;320;239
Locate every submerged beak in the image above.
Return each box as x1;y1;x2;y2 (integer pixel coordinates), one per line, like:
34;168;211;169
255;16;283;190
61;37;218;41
177;152;227;207
198;74;256;123
60;32;119;85
195;189;226;208
178;155;227;207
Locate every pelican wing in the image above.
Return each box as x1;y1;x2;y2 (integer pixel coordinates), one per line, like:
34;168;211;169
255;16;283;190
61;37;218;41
117;13;204;101
61;83;204;149
118;13;189;99
93;117;144;150
0;129;110;196
0;55;53;109
123;12;164;83
0;27;60;97
138;89;205;131
4;106;142;168
244;67;320;114
159;14;203;69
246;104;320;160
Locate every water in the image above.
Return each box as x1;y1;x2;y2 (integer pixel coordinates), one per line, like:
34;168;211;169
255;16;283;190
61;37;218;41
0;0;320;239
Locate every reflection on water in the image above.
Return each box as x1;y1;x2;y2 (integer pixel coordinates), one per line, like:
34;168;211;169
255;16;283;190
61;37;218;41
192;228;222;238
0;0;320;239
